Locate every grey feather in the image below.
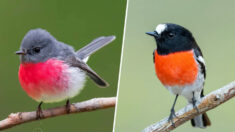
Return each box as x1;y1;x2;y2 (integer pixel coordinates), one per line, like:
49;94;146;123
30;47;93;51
192;114;205;128
76;36;116;60
66;56;109;88
18;28;110;88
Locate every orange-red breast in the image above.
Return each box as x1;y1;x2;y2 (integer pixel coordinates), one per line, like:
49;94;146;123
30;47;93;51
146;23;211;128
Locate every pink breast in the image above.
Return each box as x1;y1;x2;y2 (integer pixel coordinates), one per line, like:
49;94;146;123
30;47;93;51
18;59;69;100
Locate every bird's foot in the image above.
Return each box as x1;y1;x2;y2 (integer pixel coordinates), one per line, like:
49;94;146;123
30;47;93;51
168;108;177;127
192;98;200;113
36;102;43;119
66;100;71;113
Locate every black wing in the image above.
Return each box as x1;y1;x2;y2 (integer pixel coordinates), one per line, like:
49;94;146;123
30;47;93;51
76;36;116;60
193;46;206;78
66;56;108;88
191;46;209;127
153;49;156;63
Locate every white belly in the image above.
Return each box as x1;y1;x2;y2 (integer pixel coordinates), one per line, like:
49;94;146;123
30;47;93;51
38;67;86;103
165;71;204;102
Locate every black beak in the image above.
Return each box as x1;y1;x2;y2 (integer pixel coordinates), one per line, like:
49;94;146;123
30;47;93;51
15;50;26;55
146;31;159;38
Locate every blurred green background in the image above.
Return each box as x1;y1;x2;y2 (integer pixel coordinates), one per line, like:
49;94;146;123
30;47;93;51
114;0;235;132
0;0;126;132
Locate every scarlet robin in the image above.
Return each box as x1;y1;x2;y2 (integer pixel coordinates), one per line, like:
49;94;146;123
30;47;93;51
146;23;211;128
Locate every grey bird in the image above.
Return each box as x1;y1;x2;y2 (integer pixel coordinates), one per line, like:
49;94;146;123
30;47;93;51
16;28;115;118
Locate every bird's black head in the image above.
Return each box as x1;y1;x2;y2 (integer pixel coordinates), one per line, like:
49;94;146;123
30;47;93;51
16;28;59;63
146;23;197;55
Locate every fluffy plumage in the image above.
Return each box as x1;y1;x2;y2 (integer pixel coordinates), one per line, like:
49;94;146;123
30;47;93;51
147;23;210;128
17;28;115;103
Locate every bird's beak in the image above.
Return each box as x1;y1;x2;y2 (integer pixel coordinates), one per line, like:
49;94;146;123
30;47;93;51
15;50;26;55
146;31;159;38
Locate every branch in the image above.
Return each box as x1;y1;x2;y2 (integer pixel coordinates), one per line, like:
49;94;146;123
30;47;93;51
143;81;235;132
0;97;116;131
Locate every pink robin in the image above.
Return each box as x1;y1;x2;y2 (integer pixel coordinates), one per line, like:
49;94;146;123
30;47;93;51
16;28;115;118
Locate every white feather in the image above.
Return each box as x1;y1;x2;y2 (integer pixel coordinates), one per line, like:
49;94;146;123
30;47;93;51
155;24;167;34
82;56;90;63
37;67;86;103
198;56;205;65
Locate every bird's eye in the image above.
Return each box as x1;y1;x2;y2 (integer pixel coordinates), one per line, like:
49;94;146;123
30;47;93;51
33;47;41;53
168;32;175;38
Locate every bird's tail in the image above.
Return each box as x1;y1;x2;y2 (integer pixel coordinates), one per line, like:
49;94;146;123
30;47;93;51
191;90;211;128
191;113;211;128
76;36;116;61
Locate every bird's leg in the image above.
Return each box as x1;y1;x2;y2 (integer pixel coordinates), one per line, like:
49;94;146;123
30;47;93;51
192;92;199;113
65;99;71;113
168;94;179;127
36;101;43;119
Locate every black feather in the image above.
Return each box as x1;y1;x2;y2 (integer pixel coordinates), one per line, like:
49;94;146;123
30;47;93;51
194;46;206;78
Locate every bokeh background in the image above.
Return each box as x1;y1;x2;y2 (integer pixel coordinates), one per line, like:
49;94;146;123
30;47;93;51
114;0;235;132
0;0;126;132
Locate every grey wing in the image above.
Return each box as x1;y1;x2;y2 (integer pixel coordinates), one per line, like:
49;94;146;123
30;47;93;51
66;56;108;88
76;36;116;60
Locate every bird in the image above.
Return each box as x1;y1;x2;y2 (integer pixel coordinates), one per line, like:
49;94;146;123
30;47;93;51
16;28;115;118
146;23;211;128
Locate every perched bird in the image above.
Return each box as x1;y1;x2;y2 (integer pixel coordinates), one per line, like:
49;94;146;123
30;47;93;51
146;23;211;128
16;28;115;118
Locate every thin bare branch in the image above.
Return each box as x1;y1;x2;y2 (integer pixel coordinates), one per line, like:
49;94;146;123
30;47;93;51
143;81;235;132
0;97;116;131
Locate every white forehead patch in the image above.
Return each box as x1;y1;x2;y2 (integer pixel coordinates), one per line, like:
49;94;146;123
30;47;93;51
155;24;167;34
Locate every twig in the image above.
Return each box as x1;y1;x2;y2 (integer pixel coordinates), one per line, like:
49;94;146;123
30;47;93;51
143;81;235;132
0;97;116;131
